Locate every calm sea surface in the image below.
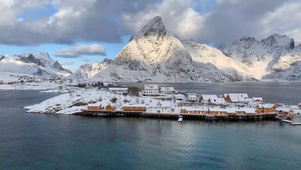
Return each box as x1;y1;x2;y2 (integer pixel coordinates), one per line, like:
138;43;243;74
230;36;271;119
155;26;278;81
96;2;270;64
1;83;301;170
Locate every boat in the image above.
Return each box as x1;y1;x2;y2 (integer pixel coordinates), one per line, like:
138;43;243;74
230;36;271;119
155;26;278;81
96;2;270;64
178;115;183;122
290;122;301;126
282;119;293;123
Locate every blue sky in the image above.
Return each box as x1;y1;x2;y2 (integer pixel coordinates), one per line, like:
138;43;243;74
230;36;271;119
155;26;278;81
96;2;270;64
0;0;300;72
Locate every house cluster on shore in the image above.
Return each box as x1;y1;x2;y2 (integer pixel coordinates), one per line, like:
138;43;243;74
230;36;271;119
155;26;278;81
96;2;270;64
82;84;300;120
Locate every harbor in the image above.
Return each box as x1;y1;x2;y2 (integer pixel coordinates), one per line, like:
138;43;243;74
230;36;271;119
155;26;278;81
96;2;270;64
72;84;301;124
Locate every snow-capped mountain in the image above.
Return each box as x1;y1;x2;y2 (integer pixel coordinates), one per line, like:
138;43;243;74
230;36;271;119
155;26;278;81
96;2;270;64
262;44;301;81
219;34;295;80
0;53;72;78
91;16;247;83
70;58;113;79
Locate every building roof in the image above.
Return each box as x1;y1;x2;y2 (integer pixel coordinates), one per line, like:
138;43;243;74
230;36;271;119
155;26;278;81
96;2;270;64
149;101;171;107
227;93;249;102
209;107;227;112
109;87;128;91
87;103;101;107
275;107;293;112
123;104;146;107
160;87;175;91
252;97;263;101
200;95;218;101
257;103;276;108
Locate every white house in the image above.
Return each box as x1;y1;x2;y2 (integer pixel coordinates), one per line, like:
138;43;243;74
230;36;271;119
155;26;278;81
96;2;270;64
174;94;185;101
147;102;172;113
160;87;177;94
143;84;159;96
187;93;197;102
109;87;128;95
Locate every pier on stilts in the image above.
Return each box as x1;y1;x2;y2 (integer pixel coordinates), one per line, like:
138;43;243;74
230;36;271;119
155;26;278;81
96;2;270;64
78;109;277;121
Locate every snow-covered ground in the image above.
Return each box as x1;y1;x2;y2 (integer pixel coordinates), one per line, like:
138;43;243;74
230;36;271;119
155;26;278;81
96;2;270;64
24;89;154;115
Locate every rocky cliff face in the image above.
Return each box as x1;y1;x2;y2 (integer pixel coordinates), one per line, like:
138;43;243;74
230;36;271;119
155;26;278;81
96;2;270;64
70;58;113;79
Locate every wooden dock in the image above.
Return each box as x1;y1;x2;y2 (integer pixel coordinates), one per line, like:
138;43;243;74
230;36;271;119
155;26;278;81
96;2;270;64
78;109;277;121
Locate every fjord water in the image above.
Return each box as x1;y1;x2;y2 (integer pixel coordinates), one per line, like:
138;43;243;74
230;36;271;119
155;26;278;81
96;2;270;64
0;83;301;170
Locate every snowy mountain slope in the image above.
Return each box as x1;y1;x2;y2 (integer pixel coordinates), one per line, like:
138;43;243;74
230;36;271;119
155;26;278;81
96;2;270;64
262;45;301;81
182;40;248;80
70;58;113;79
92;16;247;83
0;53;72;78
219;34;295;80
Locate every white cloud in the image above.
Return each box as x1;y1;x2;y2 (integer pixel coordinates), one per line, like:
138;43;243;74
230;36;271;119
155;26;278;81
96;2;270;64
53;44;106;58
260;1;301;43
60;61;74;65
122;0;205;41
0;0;300;45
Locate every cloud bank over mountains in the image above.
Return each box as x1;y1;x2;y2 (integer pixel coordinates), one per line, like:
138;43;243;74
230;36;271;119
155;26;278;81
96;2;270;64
53;44;106;58
0;0;301;46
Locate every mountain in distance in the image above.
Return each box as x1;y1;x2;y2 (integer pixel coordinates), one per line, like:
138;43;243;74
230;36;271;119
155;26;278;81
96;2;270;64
69;58;113;79
88;16;247;83
262;44;301;81
0;52;72;78
71;16;301;83
219;34;301;81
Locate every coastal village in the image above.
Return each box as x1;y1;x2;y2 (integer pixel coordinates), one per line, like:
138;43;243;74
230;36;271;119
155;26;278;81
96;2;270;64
78;84;301;124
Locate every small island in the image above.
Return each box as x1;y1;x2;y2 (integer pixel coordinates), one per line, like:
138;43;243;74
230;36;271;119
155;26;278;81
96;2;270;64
24;83;301;124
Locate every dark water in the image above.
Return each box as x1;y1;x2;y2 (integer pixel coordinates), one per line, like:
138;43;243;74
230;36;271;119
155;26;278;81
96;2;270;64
1;84;301;170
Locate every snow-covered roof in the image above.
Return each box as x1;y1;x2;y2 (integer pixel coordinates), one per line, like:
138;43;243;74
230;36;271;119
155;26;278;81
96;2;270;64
200;94;218;100
109;87;128;91
87;103;101;107
241;108;256;114
123;104;146;107
227;93;249;102
275;107;293;112
209;108;227;112
188;93;197;97
252;97;263;101
160;87;175;91
149;101;171;107
257;103;276;108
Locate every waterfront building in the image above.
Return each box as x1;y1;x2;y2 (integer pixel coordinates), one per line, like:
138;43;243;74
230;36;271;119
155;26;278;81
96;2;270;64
87;103;102;111
105;104;114;111
160;87;177;94
187;93;197;102
109;88;128;95
224;93;249;103
209;108;227;115
148;102;172;113
143;84;159;96
256;103;277;113
180;106;208;115
200;95;226;105
122;104;146;111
